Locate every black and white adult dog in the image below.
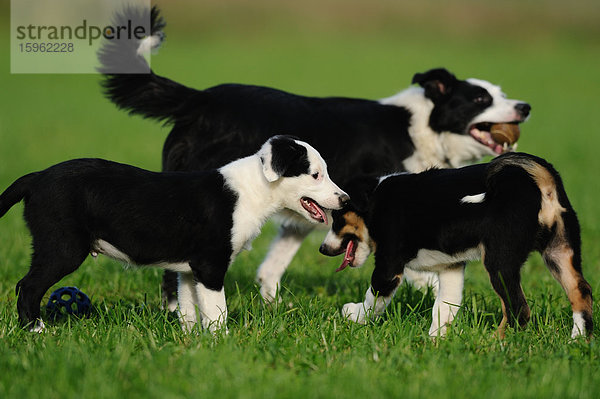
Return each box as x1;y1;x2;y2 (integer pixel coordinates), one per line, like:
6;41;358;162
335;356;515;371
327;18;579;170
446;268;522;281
0;136;348;332
98;7;532;306
319;153;593;339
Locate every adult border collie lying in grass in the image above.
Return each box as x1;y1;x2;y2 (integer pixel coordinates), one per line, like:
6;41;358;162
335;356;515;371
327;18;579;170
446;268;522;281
320;153;592;339
0;136;348;333
98;6;531;306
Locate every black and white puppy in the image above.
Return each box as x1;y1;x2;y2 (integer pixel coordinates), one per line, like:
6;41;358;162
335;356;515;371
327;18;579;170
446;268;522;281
99;7;531;305
320;153;593;339
0;136;348;333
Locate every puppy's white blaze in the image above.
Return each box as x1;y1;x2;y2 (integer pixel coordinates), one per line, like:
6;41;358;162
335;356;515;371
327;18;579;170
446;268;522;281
136;34;163;56
461;193;486;204
571;312;586;338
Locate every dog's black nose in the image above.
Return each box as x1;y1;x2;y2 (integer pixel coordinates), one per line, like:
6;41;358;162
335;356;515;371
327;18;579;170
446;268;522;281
516;102;531;118
338;193;350;206
319;243;329;255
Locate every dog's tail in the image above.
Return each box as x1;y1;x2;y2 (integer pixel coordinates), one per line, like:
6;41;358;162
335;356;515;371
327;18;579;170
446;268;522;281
0;173;38;219
98;6;200;124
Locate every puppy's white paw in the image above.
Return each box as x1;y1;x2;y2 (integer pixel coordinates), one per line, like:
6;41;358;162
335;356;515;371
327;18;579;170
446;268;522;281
29;319;46;334
259;281;283;305
167;297;178;313
428;324;448;338
342;302;368;324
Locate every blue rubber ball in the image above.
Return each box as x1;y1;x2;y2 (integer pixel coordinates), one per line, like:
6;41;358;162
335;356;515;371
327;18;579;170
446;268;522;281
46;286;91;318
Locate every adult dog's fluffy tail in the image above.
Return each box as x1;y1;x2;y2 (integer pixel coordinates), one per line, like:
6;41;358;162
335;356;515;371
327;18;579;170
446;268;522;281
98;6;200;124
0;173;37;219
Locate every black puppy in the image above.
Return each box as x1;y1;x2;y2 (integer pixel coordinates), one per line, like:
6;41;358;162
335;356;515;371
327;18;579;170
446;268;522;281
320;153;592;338
0;136;347;332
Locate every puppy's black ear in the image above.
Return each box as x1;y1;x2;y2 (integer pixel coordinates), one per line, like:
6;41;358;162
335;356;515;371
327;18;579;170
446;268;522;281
259;135;310;182
412;68;457;102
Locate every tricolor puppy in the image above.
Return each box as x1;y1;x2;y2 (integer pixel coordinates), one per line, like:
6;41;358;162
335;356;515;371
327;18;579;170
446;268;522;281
0;136;348;333
99;7;532;305
320;153;592;339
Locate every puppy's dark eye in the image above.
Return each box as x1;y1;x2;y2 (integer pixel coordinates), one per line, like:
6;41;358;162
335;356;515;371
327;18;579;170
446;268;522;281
473;96;491;105
312;172;319;180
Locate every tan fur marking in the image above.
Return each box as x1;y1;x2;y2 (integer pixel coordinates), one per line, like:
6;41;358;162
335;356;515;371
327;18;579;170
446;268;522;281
496;301;508;339
547;246;592;314
339;211;376;253
520;162;566;230
340;211;368;242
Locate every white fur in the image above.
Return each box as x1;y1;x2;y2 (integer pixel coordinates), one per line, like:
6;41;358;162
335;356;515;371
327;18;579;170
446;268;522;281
30;319;45;333
257;78;526;301
196;284;228;333
136;34;163;56
342;286;398;324
342;248;478;337
429;266;464;337
177;272;198;332
220;155;282;261
92;239;132;264
256;227;308;303
89;138;345;332
405;248;480;272
461;193;486;204
571;312;586;339
467;79;526;126
402;268;439;294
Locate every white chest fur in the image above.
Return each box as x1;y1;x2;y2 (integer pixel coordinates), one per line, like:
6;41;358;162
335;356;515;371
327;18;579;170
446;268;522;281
405;247;481;272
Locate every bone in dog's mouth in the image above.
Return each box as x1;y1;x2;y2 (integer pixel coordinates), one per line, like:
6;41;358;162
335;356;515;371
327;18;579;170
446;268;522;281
335;239;356;272
301;197;328;224
469;122;519;154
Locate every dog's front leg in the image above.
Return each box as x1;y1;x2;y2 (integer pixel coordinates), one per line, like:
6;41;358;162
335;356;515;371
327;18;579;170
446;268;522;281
256;223;311;303
195;283;228;334
177;272;199;332
428;264;464;337
343;265;401;324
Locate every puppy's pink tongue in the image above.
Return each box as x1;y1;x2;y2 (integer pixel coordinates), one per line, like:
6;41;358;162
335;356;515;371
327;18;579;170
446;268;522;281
335;240;355;272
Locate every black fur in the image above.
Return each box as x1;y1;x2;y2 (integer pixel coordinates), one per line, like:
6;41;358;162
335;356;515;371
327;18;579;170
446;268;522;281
269;136;311;178
99;7;531;304
2;159;239;328
323;153;593;336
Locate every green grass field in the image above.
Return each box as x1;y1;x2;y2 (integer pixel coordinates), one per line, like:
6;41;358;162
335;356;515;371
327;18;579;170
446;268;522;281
1;1;600;397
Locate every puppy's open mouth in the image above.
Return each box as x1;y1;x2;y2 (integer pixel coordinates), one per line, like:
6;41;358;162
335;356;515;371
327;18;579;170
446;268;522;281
469;122;520;154
335;240;356;272
301;197;328;224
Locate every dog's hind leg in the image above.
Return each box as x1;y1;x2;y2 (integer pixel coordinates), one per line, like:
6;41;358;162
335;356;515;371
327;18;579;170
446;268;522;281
162;271;179;312
256;222;312;303
16;236;89;332
177;272;199;332
541;218;593;338
429;264;464;337
483;254;530;338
